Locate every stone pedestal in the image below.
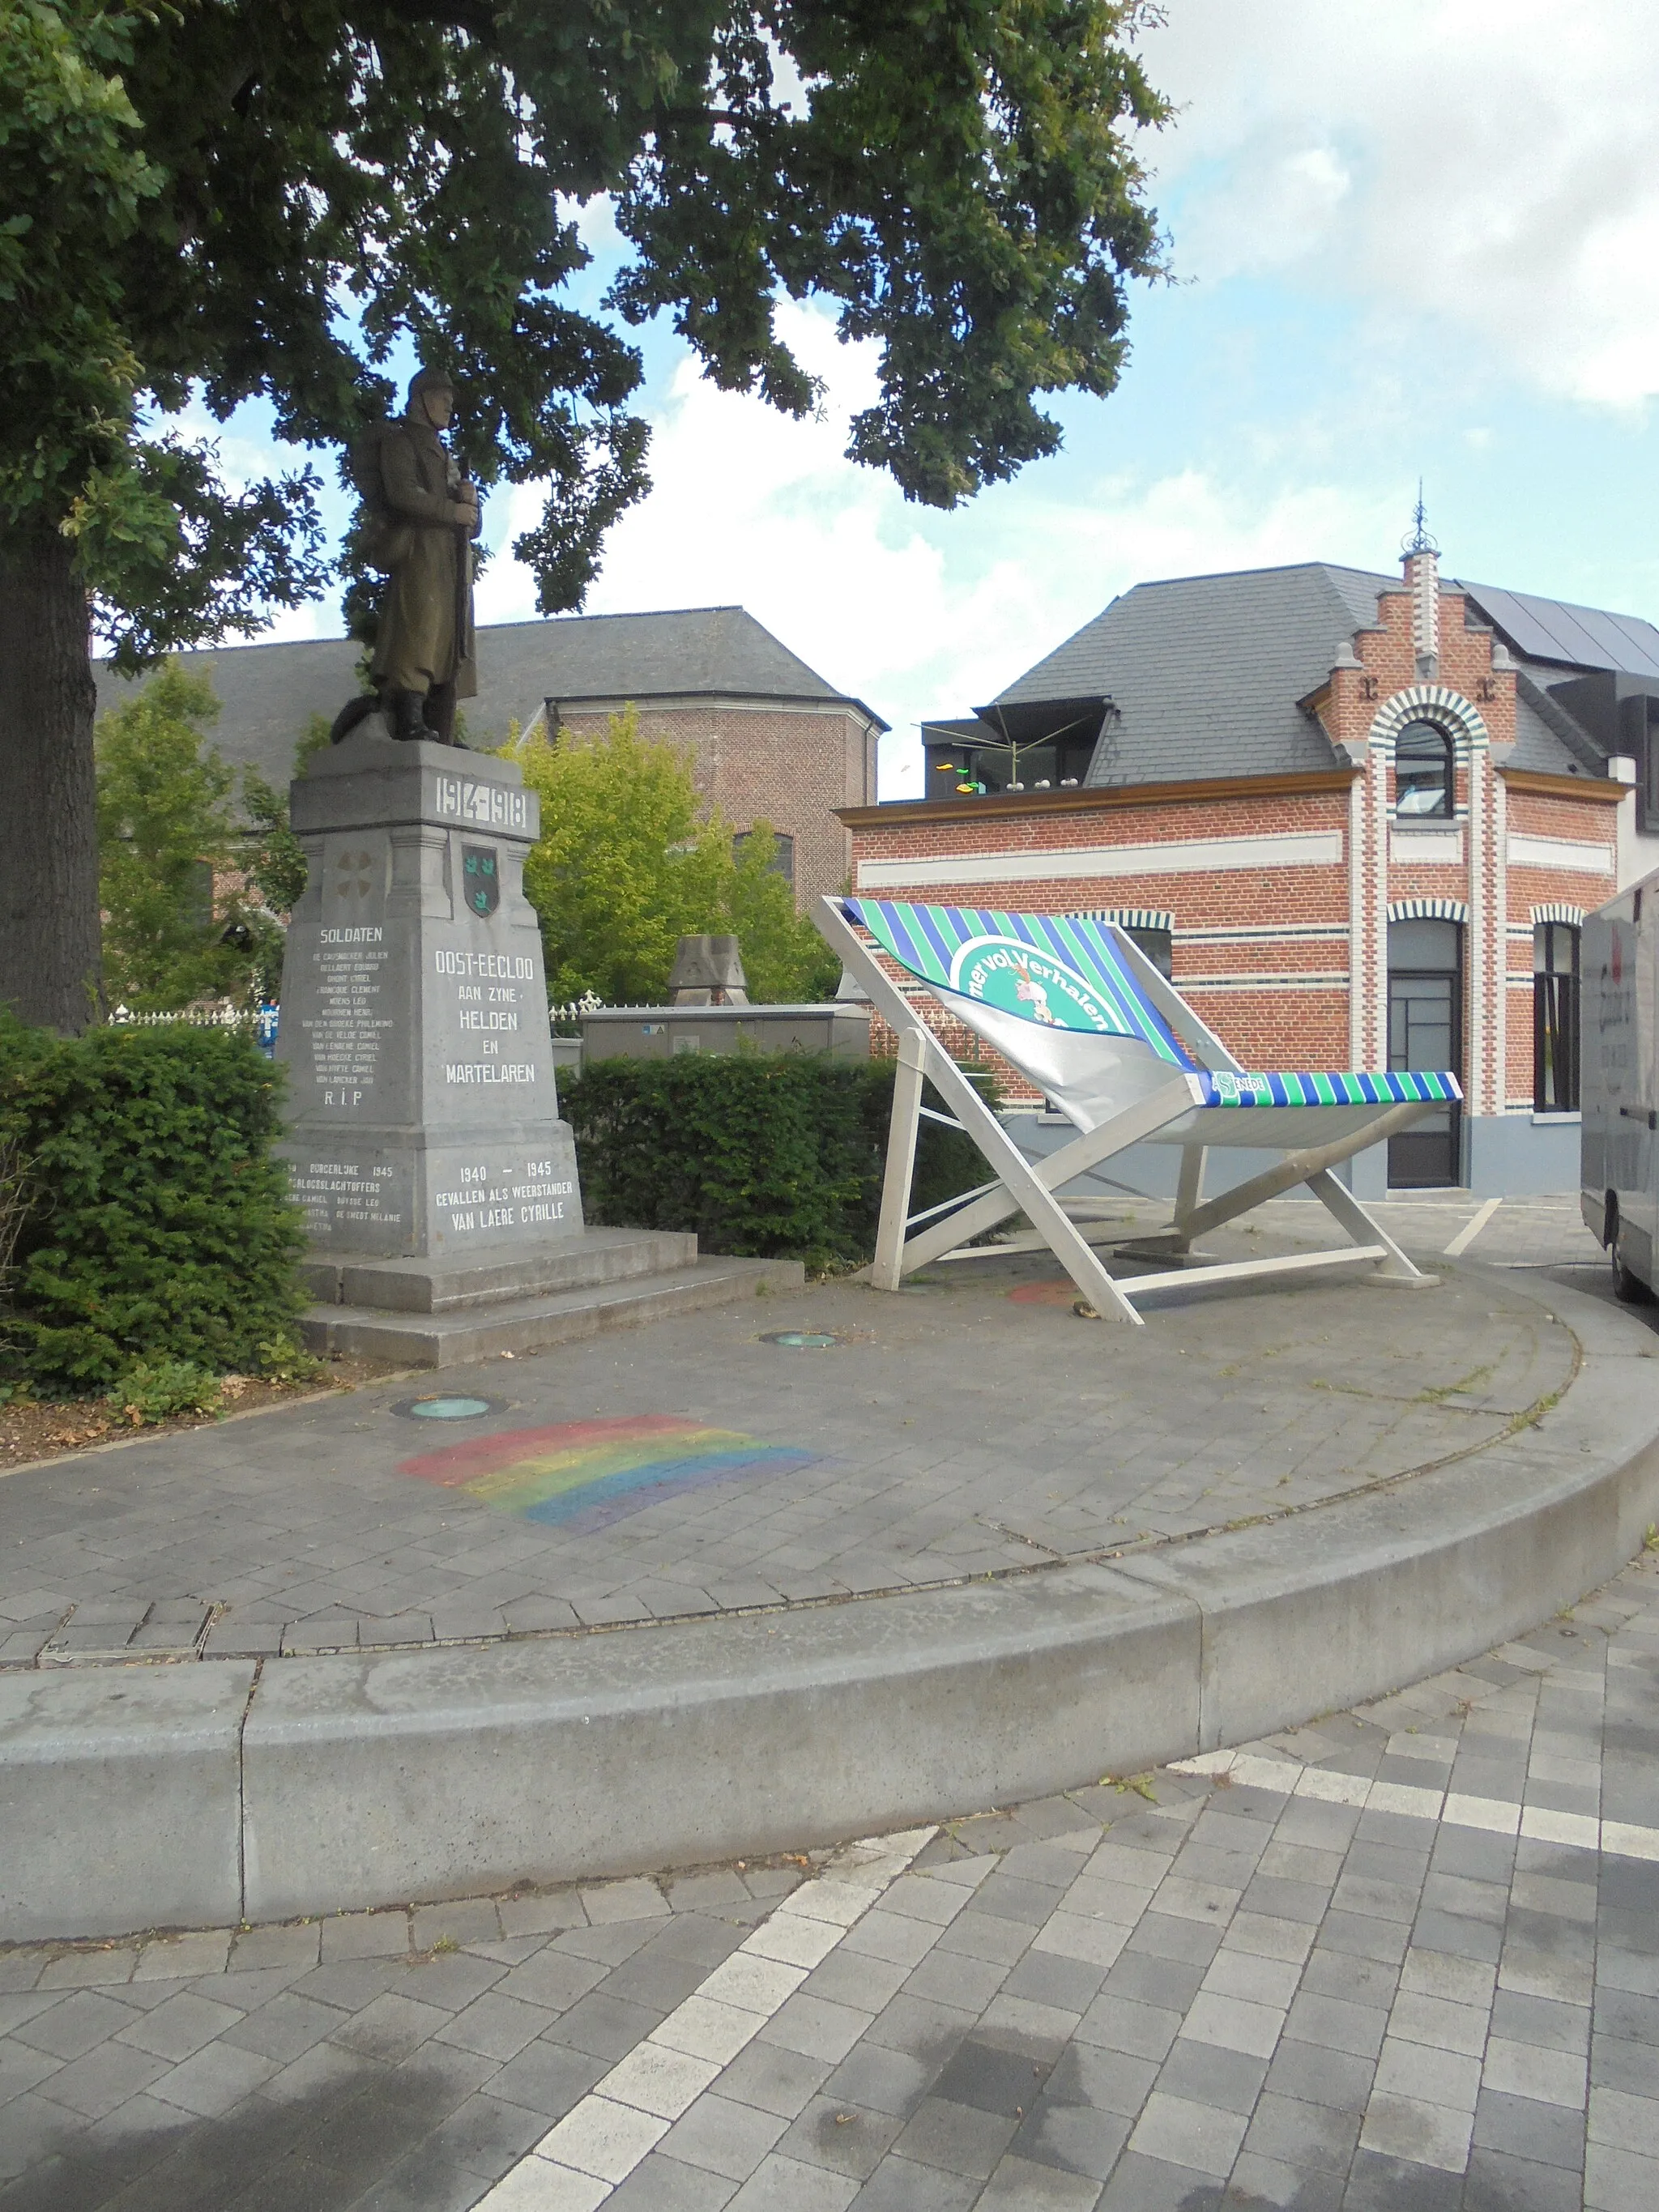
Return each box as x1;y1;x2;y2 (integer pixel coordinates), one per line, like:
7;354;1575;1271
277;733;804;1364
277;733;584;1271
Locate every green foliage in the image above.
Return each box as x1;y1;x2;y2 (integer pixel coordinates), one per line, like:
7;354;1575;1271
96;659;303;1005
726;827;842;1004
96;659;247;1008
561;1054;993;1270
2;0;1164;664
512;715;842;1004
115;1354;221;1424
0;1014;308;1390
513;712;729;1004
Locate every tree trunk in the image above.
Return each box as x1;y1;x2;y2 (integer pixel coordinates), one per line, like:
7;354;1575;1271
0;526;102;1033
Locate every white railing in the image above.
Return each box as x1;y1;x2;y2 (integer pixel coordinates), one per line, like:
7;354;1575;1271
109;998;605;1046
108;1004;263;1027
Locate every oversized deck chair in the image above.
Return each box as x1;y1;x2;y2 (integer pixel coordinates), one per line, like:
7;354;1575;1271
817;897;1461;1324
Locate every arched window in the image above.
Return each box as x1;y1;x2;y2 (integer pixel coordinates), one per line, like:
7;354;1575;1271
1393;720;1455;819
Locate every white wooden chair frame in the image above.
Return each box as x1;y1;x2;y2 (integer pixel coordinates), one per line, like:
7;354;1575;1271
817;897;1439;1325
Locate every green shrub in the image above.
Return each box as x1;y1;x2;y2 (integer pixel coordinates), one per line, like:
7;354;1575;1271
561;1053;994;1271
0;1016;308;1391
117;1357;223;1424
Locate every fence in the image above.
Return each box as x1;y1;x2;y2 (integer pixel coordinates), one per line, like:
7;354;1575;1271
108;999;603;1059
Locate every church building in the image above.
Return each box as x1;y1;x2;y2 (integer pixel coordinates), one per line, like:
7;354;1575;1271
839;533;1659;1195
96;606;885;914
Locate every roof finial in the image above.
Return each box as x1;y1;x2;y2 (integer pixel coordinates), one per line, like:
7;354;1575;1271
1403;479;1439;558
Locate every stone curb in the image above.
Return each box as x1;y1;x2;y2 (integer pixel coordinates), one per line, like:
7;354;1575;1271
4;1267;1657;1944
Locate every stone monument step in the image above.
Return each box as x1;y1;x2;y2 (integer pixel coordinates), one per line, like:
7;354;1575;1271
299;1227;699;1313
299;1254;808;1367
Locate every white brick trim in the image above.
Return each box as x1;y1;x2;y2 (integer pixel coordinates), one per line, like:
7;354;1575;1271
1367;684;1491;753
1388;898;1469;923
855;830;1343;891
1509;835;1614;876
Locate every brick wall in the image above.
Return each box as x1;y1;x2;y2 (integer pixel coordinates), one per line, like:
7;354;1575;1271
556;701;876;911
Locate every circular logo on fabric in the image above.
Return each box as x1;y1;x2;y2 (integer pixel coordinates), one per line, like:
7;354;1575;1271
947;936;1126;1034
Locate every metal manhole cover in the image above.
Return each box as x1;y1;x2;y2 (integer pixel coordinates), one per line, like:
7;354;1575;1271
391;1394;503;1421
760;1330;844;1349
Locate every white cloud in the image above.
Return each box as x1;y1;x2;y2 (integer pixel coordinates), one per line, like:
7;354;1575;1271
1143;0;1659;409
476;301;1394;794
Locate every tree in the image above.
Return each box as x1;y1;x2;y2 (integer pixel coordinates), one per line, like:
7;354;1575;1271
1;0;1168;1031
512;714;840;1004
725;826;841;1004
513;712;728;1004
94;658;275;1007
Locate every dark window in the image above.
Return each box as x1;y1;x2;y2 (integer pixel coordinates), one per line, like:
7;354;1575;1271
1393;721;1454;819
1533;923;1580;1112
1124;925;1174;980
732;829;794;885
1387;918;1463;1186
932;735;1095;793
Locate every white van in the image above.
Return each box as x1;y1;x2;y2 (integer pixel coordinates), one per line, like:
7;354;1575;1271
1582;873;1659;1300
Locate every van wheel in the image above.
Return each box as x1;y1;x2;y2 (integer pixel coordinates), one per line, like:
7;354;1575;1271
1612;1234;1652;1304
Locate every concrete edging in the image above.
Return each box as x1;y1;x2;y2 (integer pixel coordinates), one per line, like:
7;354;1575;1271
4;1268;1657;1943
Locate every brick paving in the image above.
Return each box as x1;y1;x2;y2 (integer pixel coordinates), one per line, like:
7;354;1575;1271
0;1198;1607;1668
1;1538;1655;2208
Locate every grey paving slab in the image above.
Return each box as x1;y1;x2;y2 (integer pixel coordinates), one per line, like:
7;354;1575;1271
0;1205;1597;1661
4;1201;1659;2206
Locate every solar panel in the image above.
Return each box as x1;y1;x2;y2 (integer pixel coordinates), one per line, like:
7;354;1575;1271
1461;582;1659;677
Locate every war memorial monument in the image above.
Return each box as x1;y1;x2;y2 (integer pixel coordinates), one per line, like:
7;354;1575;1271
276;371;795;1362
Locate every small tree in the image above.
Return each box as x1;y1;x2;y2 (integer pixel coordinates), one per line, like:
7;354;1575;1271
96;662;248;1008
511;718;842;1004
726;826;841;1003
96;660;301;1008
513;713;731;1005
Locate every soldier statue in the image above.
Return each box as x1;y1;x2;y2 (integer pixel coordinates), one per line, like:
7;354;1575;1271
331;365;480;746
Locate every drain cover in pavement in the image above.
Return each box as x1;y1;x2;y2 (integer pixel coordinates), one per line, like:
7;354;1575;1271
393;1395;501;1421
760;1331;842;1348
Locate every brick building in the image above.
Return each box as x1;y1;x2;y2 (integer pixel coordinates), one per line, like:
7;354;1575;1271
96;606;885;913
841;541;1659;1196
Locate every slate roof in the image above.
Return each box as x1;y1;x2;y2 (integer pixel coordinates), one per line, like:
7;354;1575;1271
979;560;1653;789
990;563;1395;787
93;606;885;800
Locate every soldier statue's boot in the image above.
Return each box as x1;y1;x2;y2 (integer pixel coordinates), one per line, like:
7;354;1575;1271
426;680;466;747
389;688;441;743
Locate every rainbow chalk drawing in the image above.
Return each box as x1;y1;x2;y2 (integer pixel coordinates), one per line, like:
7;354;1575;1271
399;1413;821;1536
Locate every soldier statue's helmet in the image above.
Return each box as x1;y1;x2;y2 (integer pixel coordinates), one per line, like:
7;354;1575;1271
406;364;455;407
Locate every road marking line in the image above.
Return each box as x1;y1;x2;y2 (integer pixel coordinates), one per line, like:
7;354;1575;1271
1444;1197;1502;1256
474;1826;936;2208
1178;1764;1659;1865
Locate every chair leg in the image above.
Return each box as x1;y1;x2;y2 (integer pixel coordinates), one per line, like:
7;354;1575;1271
872;1029;926;1292
1171;1146;1207;1249
1305;1169;1427;1282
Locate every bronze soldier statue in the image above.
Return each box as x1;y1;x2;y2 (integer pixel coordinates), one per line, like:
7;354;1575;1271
331;366;480;745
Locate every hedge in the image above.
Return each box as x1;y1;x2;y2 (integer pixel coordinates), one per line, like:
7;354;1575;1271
560;1053;995;1271
0;1016;308;1390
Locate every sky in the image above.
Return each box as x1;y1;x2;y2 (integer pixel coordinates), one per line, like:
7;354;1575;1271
215;0;1659;796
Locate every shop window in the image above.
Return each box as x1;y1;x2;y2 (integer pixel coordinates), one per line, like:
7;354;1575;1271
1393;721;1454;819
1533;923;1580;1112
